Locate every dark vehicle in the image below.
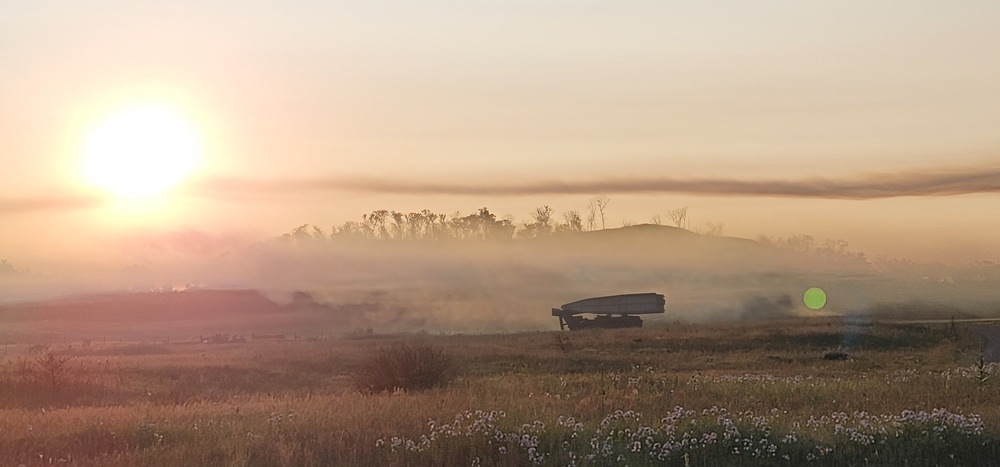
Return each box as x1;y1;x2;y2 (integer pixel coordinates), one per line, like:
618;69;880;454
552;293;665;330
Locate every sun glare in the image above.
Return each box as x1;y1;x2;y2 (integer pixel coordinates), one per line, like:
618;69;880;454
82;105;201;198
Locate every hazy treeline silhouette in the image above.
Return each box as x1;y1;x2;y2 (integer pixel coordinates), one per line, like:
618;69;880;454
283;206;593;243
278;198;736;244
277;205;874;271
295;207;516;242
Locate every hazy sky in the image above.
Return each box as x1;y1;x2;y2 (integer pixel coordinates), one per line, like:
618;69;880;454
2;1;999;271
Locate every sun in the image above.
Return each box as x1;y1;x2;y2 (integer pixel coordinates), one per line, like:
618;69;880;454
82;105;201;198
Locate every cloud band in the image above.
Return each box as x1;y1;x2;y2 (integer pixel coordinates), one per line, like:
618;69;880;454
5;164;996;214
197;164;1000;200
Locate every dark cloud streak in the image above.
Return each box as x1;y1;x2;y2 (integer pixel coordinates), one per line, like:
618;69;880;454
196;164;1000;200
6;165;996;213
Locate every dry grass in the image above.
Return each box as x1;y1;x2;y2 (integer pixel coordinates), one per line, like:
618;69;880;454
0;317;998;465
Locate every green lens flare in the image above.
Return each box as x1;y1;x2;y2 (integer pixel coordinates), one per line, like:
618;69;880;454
803;287;827;310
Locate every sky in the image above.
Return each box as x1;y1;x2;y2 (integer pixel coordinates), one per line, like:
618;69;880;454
2;0;1000;276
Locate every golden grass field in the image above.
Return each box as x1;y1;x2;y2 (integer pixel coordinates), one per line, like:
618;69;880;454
2;317;1000;465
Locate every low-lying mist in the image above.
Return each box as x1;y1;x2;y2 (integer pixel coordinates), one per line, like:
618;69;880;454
5;223;998;342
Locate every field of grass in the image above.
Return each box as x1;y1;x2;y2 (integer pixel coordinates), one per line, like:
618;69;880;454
2;317;1000;465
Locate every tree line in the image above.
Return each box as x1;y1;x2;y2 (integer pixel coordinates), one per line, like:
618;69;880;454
279;198;732;243
284;206;575;242
282;196;613;242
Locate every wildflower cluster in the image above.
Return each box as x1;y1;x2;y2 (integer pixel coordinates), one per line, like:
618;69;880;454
690;373;816;384
886;364;1000;384
942;362;1000;380
376;406;991;465
375;410;548;463
688;364;1000;387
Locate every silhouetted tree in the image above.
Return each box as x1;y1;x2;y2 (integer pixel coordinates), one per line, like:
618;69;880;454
704;222;725;237
449;210;473;240
786;234;815;252
519;205;555;238
532;205;554;231
389;211;405;239
283;224;325;243
589;196;610;230
755;235;777;248
449;208;515;240
558;210;583;233
479;208;515;240
585;201;597;231
364;210;390;239
820;238;850;255
425;211;447;240
666;206;689;229
435;213;452;240
758;234;869;268
406;212;423;240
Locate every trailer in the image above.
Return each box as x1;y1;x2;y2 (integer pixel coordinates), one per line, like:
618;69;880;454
552;293;665;330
